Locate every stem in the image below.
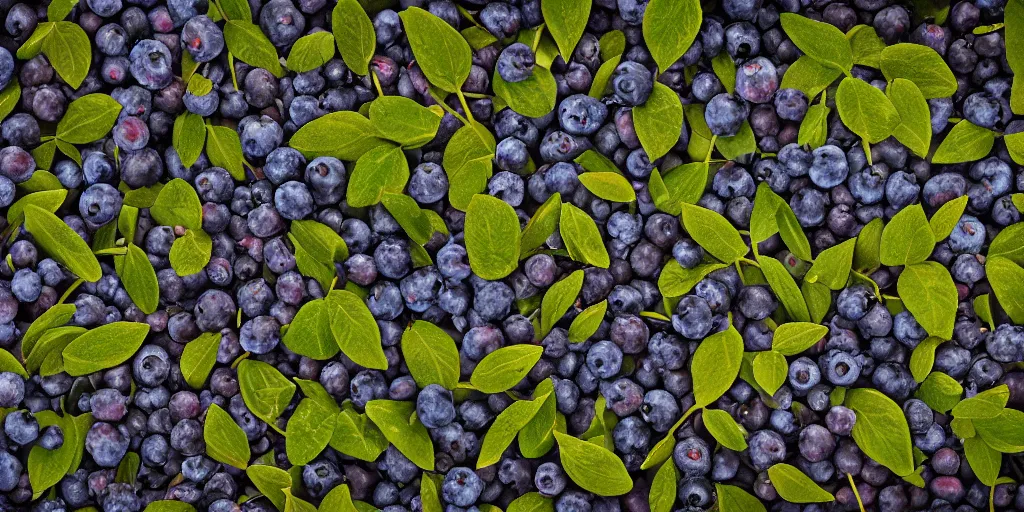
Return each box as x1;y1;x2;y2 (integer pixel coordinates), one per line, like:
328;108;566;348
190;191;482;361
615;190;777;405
739;257;761;268
94;247;128;256
58;279;85;305
428;89;470;126
461;92;492;99
851;270;882;301
847;473;867;512
371;70;384;97
456;90;475;123
228;53;239;91
705;136;718;164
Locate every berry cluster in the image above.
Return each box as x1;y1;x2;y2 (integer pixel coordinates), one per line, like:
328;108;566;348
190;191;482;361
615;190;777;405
0;0;1022;511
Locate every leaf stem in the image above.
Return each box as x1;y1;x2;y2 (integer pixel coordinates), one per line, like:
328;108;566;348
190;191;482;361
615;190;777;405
228;53;239;91
847;473;867;512
94;247;128;256
705;136;718;164
371;70;384;97
851;270;882;301
456;90;475;123
428;89;470;126
58;278;84;305
862;138;872;166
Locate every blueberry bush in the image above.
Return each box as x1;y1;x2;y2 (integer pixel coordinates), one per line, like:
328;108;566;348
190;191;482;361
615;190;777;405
0;0;1022;510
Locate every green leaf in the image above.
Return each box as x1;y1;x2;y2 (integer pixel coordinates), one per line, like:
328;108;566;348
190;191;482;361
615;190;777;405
331;0;374;75
321;484;359;512
327;290;388;370
283;299;338;360
880;43;957;99
589;54;621;98
31;141;56;172
365;400;434;470
289;111;389;161
43;22;91;88
17;22;54;60
759;255;811;322
898;262;957;340
771;322;828;356
568;300;607;343
1009;0;1024;113
560;202;610;268
7;189;67;224
952;385;1009;420
508;493;553;512
658;261;728;298
909;336;944;383
56;93;122;144
798;97;830;149
26;327;83;375
286;32;335;73
471;344;544;393
465;194;521;280
776;202;812;261
847;25;886;68
990;222;1024;266
420;475;442;512
444;121;496;211
685;104;714;161
542;0;590;58
715;122;757;159
692;326;743;407
642;0;702;72
120;244;159;314
717;484;767;512
330;408;388;462
399;7;471;92
1006;132;1024;165
932;120;995;164
286;396;338;465
655;162;708;215
648;461;676;512
854;217;884;272
805;238;855;290
493;65;558;119
835;76;900;143
186;74;213;96
553;431;633;496
702;408;747;451
780;56;842;99
290;219;348;264
519;384;561;458
47;0;78;20
929;195;969;240
172;113;206;168
21;304;76;359
711;51;737;94
145;501;198;512
541;270;584;337
975;293;994;331
462;26;498;50
987;257;1024;323
401;320;460;390
749;183;784;243
634;82;683;160
24;205;101;282
964;436;1000;486
62;321;149;376
753;350;788;396
974;408;1024;452
680;203;747;263
238;359;296;430
381;192;433;244
0;348;27;378
780;13;853;72
0;81;20;124
204;404;250;469
767;463;835;503
914;371;963;413
887;79;932;157
880;203;934;266
169;229;213;276
206;125;247;180
802;280;831;324
180;331;220;389
578;172;636;202
846;388;915;476
224;20;284;77
247;464;293;510
151;178;203;230
370;96;441;148
477;396;549;467
28;413;79;498
520;192;561;257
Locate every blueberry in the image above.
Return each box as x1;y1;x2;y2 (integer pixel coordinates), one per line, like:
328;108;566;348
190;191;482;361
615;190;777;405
735;57;778;104
441;467;483;507
808;145;849;188
673;436;711;476
129;39;174;90
416;384;456;429
705;94;748;137
274;181;314;220
79;183;123;226
260;0;306;46
558;94;608;136
947;214;985;254
181;15;224;62
612;61;653;106
496;43;535;83
408;163;448;204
